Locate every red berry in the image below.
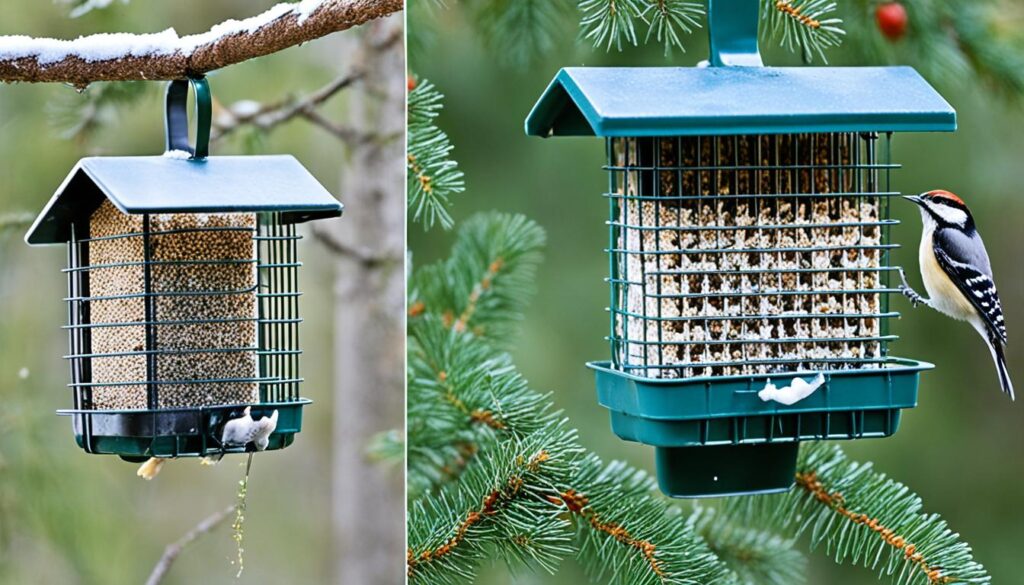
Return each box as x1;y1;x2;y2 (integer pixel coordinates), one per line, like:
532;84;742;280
407;76;417;92
875;2;908;41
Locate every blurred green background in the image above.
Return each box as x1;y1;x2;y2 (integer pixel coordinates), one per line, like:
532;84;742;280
0;2;358;583
409;6;1024;585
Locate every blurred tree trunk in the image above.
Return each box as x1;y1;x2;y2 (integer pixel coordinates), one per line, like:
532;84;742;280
330;14;404;585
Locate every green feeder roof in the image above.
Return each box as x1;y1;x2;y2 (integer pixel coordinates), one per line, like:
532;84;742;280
525;66;957;138
26;155;343;245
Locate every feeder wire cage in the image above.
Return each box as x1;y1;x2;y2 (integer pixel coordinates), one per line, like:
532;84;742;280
28;77;342;461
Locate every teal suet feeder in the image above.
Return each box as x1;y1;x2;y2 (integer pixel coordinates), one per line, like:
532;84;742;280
526;0;955;497
25;78;342;462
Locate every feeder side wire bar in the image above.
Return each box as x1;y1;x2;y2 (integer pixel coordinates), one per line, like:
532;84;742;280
63;317;301;329
607;243;898;255
609;307;900;322
616;356;891;370
142;213;158;410
69;376;304;388
256;213;268;403
603;162;900;172
78;226;256;243
604;191;902;202
63;347;300;360
606;219;897;232
62;258;260;273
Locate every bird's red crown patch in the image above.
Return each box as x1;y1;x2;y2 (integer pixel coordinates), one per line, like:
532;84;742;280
926;189;965;206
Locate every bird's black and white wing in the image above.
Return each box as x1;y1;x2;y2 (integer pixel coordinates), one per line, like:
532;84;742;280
933;227;1007;343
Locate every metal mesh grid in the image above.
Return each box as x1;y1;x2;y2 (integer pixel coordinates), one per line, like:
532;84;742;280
65;208;303;412
606;133;897;379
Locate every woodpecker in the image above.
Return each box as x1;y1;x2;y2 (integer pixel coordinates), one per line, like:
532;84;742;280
899;189;1012;399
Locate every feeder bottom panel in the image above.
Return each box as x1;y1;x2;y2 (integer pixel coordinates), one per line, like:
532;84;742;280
86;201;258;409
590;358;931;447
62;400;308;458
591;359;930;498
655;443;799;498
608;408;902;447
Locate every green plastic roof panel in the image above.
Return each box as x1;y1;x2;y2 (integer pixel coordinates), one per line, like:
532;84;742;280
27;155;343;245
525;66;957;138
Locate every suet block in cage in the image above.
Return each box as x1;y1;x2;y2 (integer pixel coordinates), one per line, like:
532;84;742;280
526;0;956;497
26;78;343;462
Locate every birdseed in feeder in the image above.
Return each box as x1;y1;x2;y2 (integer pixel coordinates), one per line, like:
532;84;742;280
612;133;885;379
88;201;258;409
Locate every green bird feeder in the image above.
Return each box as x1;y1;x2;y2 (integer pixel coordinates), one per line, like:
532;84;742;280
25;77;342;462
526;0;956;497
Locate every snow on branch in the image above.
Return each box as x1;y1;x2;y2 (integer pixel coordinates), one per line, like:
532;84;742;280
0;0;402;86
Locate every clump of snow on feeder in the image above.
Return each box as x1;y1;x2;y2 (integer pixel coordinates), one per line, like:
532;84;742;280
613;133;883;379
88;200;258;409
162;149;193;160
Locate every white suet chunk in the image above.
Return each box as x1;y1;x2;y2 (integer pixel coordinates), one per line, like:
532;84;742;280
758;373;826;406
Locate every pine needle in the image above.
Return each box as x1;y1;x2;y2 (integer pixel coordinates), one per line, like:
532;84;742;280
407;76;464;231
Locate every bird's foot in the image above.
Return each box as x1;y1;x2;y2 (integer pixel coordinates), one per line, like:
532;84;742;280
897;267;928;308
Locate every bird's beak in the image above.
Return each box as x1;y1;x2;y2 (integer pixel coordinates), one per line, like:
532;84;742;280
902;194;924;205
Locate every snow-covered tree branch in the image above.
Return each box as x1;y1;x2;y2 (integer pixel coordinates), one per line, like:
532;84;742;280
0;0;402;86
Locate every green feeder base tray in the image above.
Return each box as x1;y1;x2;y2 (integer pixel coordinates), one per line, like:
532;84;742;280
656;443;799;498
57;399;311;461
589;358;932;497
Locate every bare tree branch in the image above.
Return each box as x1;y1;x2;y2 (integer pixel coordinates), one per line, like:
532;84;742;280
0;0;403;86
209;24;402;144
0;213;34;233
312;222;401;268
211;71;364;142
145;504;237;585
298;108;365;143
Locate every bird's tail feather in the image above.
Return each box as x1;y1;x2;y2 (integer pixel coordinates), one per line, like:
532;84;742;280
987;329;1014;401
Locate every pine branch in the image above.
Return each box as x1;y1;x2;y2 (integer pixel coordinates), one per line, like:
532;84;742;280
366;429;406;466
761;0;845;63
713;444;990;585
471;0;577;68
561;456;731;585
643;0;704;55
407;213;742;585
59;0;128;18
932;2;1024;98
0;0;402;86
579;0;649;51
408;426;581;584
691;506;807;585
48;81;149;140
834;0;1024;100
407;76;465;231
409;212;545;346
407;316;552;496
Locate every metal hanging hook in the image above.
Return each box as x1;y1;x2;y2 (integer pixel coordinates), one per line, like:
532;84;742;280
707;0;764;67
164;76;212;160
